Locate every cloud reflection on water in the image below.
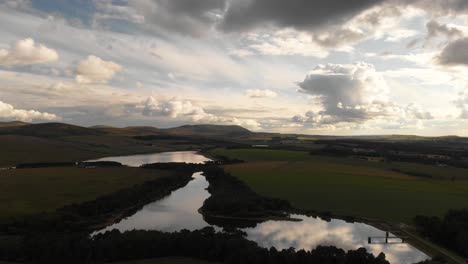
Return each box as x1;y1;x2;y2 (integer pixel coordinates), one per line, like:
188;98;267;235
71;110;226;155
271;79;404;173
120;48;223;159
243;215;429;264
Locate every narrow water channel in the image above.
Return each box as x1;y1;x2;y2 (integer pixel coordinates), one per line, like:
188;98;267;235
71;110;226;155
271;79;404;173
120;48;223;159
91;151;429;264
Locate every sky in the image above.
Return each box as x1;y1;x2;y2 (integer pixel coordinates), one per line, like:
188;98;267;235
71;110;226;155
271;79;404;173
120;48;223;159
1;0;468;136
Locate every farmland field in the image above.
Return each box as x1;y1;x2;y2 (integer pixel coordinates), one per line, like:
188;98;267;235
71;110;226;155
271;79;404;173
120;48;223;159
0;167;173;221
116;257;220;264
210;148;313;161
214;149;468;222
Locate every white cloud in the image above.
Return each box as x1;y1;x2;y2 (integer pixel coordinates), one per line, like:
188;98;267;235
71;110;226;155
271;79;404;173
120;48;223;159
138;96;261;130
0;0;31;11
75;55;123;84
292;62;435;130
93;0;145;24
405;103;434;120
236;30;330;58
454;90;468;118
0;100;58;122
246;89;277;98
0;38;58;66
366;52;437;65
296;63;393;126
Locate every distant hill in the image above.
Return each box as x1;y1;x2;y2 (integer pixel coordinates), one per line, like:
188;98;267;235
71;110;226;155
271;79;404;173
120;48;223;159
0;122;104;137
0;121;30;127
91;125;162;136
0;122;251;138
163;124;252;137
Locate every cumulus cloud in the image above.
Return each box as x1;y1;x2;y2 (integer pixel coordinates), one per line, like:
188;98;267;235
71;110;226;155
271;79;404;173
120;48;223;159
138;96;261;130
296;63;393;126
75;55;122;84
0;38;58;66
246;89;277;98
0;100;58;122
437;38;468;66
292;62;436;130
140;96;208;120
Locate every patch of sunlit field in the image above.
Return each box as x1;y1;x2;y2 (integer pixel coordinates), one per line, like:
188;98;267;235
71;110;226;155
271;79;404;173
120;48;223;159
0;167;171;222
217;149;468;222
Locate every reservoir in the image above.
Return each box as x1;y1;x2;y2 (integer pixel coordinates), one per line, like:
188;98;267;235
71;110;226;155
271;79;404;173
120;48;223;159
92;151;429;264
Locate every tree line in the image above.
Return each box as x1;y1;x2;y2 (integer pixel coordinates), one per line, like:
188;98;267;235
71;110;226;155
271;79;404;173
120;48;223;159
414;209;468;258
13;227;390;264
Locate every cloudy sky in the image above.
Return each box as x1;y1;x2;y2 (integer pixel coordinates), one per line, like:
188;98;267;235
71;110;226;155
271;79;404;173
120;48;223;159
1;0;468;135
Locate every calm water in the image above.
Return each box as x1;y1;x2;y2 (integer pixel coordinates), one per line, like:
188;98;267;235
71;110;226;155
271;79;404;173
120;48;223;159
244;215;428;264
94;172;214;234
87;151;211;167
93;151;429;264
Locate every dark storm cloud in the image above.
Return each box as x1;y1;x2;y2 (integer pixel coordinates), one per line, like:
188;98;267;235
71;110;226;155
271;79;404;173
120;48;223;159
161;0;226;16
219;0;385;32
129;0;226;36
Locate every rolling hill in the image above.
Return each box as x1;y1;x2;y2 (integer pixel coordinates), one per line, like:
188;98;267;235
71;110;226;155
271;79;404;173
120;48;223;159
0;121;30;127
0;122;104;137
91;125;162;136
163;124;252;137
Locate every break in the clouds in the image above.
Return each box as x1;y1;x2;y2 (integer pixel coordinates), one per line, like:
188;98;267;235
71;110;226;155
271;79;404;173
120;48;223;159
1;0;468;135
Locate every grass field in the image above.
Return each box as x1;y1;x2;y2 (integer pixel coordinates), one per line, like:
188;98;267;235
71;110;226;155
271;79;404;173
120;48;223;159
210;148;313;161
115;257;220;264
0;257;219;264
213;149;468;222
0;167;173;221
0;134;177;167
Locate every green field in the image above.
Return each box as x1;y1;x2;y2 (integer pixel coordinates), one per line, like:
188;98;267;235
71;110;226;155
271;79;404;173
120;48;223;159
115;257;220;264
214;149;468;222
0;167;173;221
210;148;313;161
0;134;176;167
0;257;218;264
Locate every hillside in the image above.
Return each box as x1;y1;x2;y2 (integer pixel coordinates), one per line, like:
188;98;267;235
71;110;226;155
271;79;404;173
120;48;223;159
0;122;104;137
0;121;30;127
91;125;161;136
163;124;251;137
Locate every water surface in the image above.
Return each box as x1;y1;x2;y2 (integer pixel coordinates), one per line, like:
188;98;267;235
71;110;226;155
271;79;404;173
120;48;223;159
93;151;429;264
95;172;213;234
87;151;210;167
244;214;428;264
